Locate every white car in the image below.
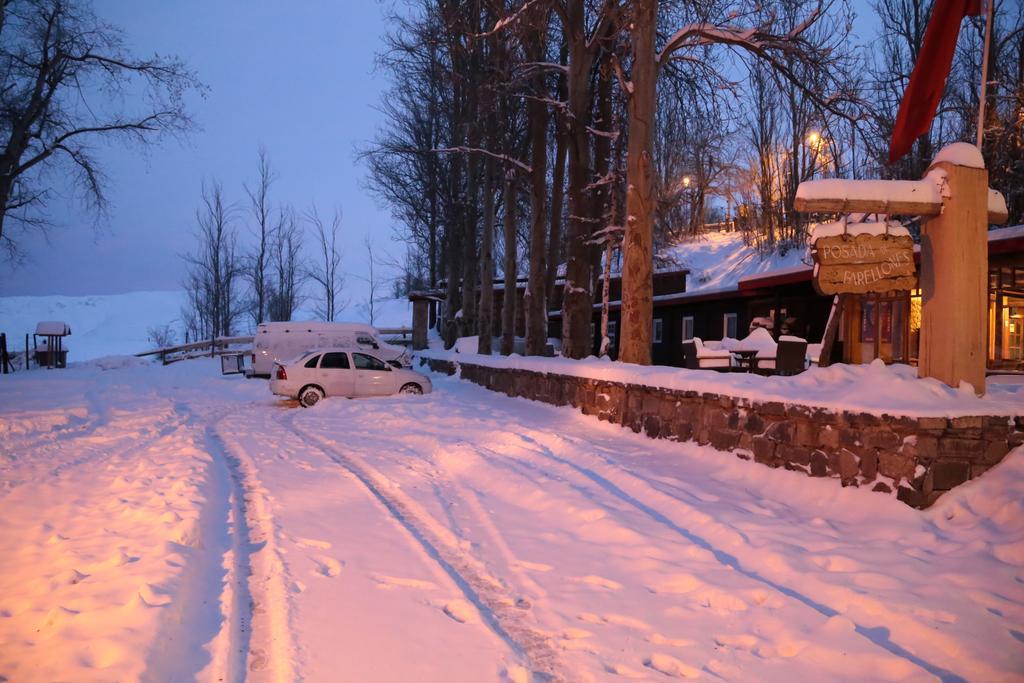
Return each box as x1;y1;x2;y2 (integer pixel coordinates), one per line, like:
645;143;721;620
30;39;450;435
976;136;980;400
269;348;432;407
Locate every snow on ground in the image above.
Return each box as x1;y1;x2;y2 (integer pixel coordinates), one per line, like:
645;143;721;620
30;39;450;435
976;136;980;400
1;358;1023;681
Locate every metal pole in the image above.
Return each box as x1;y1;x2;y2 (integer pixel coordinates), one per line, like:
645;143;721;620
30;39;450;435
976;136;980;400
976;0;995;148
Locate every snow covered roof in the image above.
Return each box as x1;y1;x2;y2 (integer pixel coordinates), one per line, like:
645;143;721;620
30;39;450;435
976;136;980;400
554;224;1024;315
35;321;71;336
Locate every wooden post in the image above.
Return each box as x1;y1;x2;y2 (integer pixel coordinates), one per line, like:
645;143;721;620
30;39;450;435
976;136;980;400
918;160;988;394
817;295;843;368
412;299;429;351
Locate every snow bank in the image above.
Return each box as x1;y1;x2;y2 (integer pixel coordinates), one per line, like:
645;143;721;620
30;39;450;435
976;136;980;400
420;350;1023;418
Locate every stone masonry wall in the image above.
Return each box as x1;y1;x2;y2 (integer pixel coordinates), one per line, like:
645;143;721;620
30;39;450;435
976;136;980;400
423;357;1024;508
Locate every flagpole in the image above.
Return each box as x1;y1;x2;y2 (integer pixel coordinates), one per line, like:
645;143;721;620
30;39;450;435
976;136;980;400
976;0;995;148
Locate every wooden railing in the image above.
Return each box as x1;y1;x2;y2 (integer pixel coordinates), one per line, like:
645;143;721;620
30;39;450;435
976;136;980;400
378;327;414;346
135;336;254;365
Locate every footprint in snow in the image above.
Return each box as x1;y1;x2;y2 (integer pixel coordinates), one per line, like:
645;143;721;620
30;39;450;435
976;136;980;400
442;599;479;624
312;556;343;578
578;575;622;591
644;653;702;679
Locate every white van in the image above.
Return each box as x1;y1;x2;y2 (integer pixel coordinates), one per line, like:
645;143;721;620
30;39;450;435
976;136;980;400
250;321;409;378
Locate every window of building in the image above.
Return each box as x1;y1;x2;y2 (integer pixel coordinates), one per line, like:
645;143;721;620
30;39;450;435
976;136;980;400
723;313;738;339
682;316;694;341
608;320;617;341
653;318;663;344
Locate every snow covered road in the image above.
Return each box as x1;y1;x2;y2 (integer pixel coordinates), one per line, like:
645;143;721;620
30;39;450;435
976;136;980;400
1;357;1022;681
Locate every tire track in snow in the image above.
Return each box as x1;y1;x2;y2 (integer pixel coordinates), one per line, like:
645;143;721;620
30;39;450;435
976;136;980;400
206;421;298;682
276;413;567;682
512;429;979;683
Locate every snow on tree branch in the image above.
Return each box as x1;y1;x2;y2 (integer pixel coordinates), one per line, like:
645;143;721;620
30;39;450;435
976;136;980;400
430;147;533;174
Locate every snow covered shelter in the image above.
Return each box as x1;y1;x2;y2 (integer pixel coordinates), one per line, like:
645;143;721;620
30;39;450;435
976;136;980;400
34;321;70;368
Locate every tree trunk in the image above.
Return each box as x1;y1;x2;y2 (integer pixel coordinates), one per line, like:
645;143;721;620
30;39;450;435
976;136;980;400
477;156;496;354
500;172;517;355
523;22;549;357
545;39;569;311
619;0;657;366
559;2;596;359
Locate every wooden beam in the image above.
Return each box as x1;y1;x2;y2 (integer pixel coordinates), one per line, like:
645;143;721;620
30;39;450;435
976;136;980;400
795;179;941;216
794;178;1008;224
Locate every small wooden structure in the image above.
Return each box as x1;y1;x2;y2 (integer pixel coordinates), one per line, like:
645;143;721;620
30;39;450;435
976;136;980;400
34;321;71;369
796;142;1008;394
409;291;443;351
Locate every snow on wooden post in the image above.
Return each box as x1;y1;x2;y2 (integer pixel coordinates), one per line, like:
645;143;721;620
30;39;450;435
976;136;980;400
918;145;994;395
795;142;1008;395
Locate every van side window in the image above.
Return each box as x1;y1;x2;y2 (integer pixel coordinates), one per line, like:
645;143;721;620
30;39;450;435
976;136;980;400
353;353;387;371
304;354;321;368
320;352;350;369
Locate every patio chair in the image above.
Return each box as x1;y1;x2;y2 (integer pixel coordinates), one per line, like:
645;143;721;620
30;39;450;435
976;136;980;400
682;340;699;369
692;337;733;370
762;336;808;375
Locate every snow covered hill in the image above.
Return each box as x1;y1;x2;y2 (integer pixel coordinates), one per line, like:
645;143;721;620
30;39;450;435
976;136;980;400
0;291;414;362
0;290;188;361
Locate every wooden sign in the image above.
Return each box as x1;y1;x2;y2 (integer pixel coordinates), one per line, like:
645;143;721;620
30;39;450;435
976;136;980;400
812;233;916;295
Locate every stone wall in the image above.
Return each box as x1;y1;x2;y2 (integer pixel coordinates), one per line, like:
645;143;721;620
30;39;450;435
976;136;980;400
423;357;1023;508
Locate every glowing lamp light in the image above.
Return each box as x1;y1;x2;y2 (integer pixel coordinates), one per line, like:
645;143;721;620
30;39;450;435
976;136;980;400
682;175;691;188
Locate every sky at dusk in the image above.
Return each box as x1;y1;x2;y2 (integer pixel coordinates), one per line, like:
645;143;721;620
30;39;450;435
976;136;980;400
0;0;882;300
0;0;399;299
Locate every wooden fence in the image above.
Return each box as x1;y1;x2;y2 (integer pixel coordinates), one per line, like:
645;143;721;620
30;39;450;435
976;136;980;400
135;336;254;365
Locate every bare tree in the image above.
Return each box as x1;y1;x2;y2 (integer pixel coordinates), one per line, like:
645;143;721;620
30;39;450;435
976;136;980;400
181;181;241;340
306;206;345;322
244;147;275;325
619;0;860;365
0;0;203;259
360;235;386;326
267;206;304;322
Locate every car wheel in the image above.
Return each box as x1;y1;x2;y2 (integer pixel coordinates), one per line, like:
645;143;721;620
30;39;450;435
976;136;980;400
399;383;423;395
299;386;325;408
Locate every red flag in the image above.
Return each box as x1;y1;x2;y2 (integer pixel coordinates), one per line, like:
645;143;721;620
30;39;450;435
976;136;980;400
888;0;984;164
